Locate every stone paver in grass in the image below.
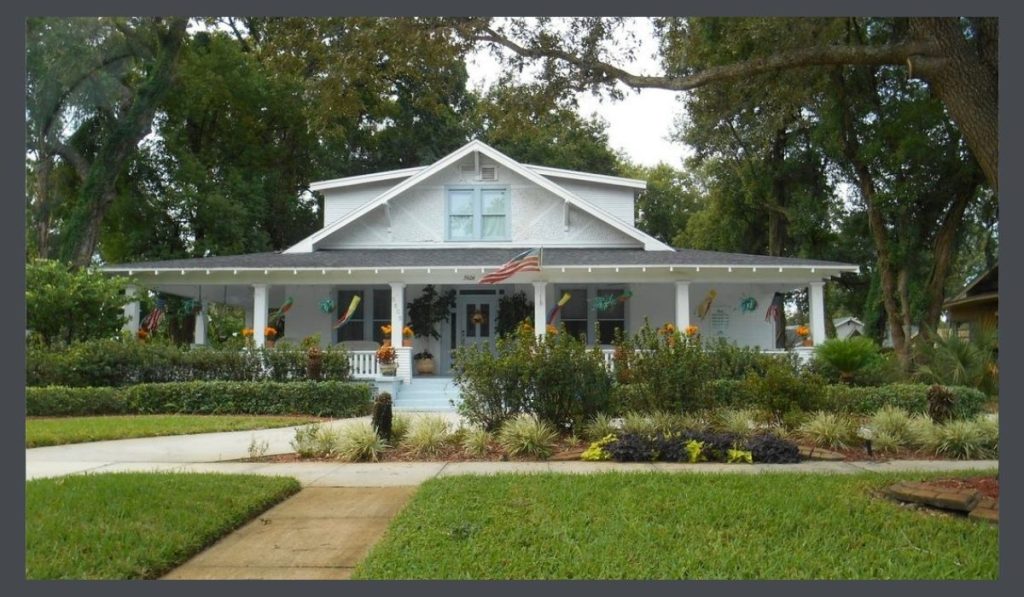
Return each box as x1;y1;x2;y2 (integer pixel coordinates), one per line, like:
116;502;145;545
163;487;416;580
886;480;980;512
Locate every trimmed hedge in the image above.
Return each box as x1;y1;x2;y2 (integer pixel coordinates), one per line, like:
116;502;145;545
27;381;372;418
26;339;351;387
823;383;987;419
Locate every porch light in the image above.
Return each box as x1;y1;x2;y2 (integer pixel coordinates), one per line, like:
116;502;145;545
811;268;816;273
154;270;159;276
293;269;298;275
779;267;784;273
728;267;733;273
588;267;592;273
752;267;757;273
322;269;326;275
695;267;700;272
615;267;619;273
206;270;210;275
181;270;186;275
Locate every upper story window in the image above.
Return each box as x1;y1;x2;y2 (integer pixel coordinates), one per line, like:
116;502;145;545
446;186;510;241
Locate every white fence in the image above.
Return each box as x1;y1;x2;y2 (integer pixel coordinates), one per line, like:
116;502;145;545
349;350;380;379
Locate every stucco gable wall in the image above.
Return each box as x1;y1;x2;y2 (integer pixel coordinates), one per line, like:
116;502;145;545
315;155;641;249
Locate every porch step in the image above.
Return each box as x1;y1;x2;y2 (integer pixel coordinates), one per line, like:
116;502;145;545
394;377;461;412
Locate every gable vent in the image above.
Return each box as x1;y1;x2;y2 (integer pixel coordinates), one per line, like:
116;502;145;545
459;165;476;181
479;165;498;181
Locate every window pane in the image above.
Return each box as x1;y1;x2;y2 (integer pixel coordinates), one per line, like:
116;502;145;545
564;320;589;342
336;290;365;342
373;320;389;344
449;191;474;214
481;190;507;214
373;289;392;320
481;215;506;239
337;290;365;321
595;288;626;319
339;323;364;342
466;304;476;338
449;215;474;239
559;289;587;320
598;320;624;345
479;303;490;338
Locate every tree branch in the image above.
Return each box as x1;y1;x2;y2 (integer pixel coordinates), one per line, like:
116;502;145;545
465;21;939;92
51;142;91;180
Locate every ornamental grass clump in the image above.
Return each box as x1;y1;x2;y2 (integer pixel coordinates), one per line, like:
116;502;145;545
975;414;999;455
460;428;493;457
497;414;559;459
933;419;988;460
290;423;339;458
581;413;618;442
404;415;453;457
714;408;761;438
336;421;389;462
391;413;411;444
798;412;857;449
907;414;940;451
867;405;914;448
620;411;657;438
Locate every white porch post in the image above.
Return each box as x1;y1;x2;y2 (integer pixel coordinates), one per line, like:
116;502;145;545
390;282;411;382
809;281;826;345
122;285;140;335
674;281;691;331
193;301;208;346
253;284;268;348
533;281;548;338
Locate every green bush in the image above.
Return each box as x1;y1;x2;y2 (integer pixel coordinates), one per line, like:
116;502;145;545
823;383;986;419
336;421;389;462
26;386;127;417
453;328;612;432
27;339;351;387
813;337;881;383
497;414;559;459
27;381;372;418
403;415;454;457
26;259;132;346
798;412;858;449
738;359;827;417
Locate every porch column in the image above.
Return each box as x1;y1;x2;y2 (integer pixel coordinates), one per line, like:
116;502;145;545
193;301;208;346
674;281;691;331
809;281;826;346
533;281;548;338
253;284;268;348
122;285;140;335
390;282;412;382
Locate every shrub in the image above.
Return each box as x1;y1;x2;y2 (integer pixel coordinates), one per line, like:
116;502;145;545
927;385;955;424
26;259;132;346
823;383;986;419
371;392;394;441
581;413;618;442
403;415;453;457
497;414;558;459
290;424;338;458
581;434;617;461
813;337;881;383
867;405;914;447
933;419;989;460
605;433;661;462
745;434;802;464
714;409;760;438
907;414;940;451
975;414;999;455
739;360;827;417
870;430;904;454
336;421;389;462
914;327;998;396
798;412;857;449
620;411;657;438
391;414;411;445
460;428;493;457
26;386;126;417
27;381;372;418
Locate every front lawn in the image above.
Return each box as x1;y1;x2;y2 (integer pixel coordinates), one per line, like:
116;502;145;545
353;471;998;580
26;472;300;579
26;414;322;447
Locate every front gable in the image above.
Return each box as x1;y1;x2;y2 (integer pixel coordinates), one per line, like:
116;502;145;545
286;140;670;253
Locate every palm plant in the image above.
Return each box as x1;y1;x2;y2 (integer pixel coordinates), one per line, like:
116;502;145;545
914;327;998;396
814;337;880;383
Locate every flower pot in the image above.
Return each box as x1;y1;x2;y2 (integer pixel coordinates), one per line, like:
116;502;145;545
379;363;398;376
415;358;435;375
265;339;276;349
801;338;813;347
402;339;413;347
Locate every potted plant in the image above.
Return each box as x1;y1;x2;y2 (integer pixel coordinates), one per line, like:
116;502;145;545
414;350;434;374
264;326;278;348
406;285;456;374
377;343;397;376
796;325;812;346
380;324;415;347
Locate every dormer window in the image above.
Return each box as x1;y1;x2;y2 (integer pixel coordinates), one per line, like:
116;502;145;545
446;186;510;241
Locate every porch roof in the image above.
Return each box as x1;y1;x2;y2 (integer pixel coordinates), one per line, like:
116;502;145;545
103;248;859;273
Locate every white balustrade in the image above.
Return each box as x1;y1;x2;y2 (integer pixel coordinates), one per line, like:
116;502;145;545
348;350;380;379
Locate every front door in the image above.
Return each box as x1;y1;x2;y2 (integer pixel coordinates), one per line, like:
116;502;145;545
455;294;499;353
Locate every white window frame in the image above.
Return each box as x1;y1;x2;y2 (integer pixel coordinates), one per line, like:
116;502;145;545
444;185;511;241
553;284;630;346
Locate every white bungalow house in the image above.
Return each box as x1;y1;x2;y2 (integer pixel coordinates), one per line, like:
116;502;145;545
104;140;858;408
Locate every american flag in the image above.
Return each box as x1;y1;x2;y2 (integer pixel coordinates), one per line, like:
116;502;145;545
480;248;542;284
141;299;166;333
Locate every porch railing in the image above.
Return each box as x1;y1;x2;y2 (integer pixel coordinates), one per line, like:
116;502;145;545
349;350;380;379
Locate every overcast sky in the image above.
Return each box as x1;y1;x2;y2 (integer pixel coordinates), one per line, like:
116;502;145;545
464;18;693;169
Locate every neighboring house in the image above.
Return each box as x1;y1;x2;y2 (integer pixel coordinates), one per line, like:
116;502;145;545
833;317;865;340
104;140;859;406
944;264;998;341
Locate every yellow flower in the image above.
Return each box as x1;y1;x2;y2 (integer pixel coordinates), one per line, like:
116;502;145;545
684;325;699;337
241;328;254;337
380;324;392;335
264;327;278;338
403;326;414;338
545;324;558;335
659;323;677;335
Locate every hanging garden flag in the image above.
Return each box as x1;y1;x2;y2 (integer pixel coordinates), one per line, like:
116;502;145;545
269;296;294;325
547;292;572;324
591;289;633;312
697;289;718;320
141;298;166;333
332;294;362;329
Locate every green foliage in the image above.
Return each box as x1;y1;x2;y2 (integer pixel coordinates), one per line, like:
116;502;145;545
290;423;339;458
27;339;351;387
620;411;657;438
336;421;390;462
581;413;618;442
867;406;914;448
580;434;616;461
738;359;827;417
404;415;454;457
453;328;612;432
27;381;372;418
823;383;986;419
914;329;998;396
495;291;533;338
714;408;760;438
926;385;956;424
391;414;411;445
798;412;857;449
907;414;940;451
27;415;318;448
727;449;753;464
460;428;493;457
933;420;990;460
406;285;457;340
684;440;706;463
814;337;881;382
26;259;132;346
497;414;559;459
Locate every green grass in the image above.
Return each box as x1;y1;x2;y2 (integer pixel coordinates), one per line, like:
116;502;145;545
353;471;998;580
26;414;323;447
26;472;300;579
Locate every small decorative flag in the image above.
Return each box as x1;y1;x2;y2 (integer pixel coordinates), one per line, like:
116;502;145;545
547;292;572;325
269;297;294;325
333;295;362;329
697;289;718;320
480;248;542;284
141;298;166;333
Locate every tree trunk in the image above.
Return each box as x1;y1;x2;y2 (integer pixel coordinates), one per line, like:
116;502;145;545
921;185;978;335
766;127;789;257
32;152;53;259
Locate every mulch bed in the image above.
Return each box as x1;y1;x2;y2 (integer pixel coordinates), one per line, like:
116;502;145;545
927;476;999;500
240;438;584;464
